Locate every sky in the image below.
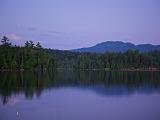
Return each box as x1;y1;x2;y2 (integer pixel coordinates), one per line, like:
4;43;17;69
0;0;160;50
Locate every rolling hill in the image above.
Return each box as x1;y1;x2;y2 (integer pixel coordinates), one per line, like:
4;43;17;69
72;41;160;53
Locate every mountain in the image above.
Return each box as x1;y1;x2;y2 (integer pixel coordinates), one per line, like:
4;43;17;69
72;41;160;53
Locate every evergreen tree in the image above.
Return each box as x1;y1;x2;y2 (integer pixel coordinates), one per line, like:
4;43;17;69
1;36;11;46
36;42;42;49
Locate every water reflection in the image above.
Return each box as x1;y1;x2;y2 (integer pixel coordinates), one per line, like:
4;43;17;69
0;70;160;105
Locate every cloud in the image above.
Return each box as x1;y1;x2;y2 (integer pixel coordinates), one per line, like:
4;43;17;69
27;27;61;37
0;34;25;46
7;34;22;41
48;30;61;34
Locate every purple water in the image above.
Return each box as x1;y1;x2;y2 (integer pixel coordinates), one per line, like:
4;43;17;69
0;70;160;120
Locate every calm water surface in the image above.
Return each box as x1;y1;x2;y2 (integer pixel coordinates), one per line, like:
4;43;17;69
0;70;160;120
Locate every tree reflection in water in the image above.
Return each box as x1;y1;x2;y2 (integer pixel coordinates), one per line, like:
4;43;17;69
0;70;160;105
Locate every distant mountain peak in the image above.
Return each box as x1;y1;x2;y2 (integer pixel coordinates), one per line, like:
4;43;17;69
72;41;160;53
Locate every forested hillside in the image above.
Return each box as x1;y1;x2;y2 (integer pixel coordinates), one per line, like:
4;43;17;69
46;49;160;70
73;41;160;53
0;36;160;71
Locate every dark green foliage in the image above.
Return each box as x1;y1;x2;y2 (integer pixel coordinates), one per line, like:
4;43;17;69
0;37;56;71
1;36;11;47
46;49;160;70
1;36;160;70
0;70;160;104
25;40;34;48
36;42;42;49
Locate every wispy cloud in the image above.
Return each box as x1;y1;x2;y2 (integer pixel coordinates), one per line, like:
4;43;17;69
41;31;61;37
7;33;22;41
0;33;25;46
27;27;61;37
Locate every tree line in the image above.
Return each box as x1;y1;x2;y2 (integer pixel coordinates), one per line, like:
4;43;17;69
0;35;160;71
0;36;56;71
77;50;160;69
47;49;160;70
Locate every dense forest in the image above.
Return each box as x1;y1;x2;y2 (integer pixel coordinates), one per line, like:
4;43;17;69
0;36;56;71
0;36;160;71
46;48;160;70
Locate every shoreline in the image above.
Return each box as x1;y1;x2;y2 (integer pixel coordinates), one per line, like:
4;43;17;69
0;68;46;72
0;67;160;72
57;68;160;72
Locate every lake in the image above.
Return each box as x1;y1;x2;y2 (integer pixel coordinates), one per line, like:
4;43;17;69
0;70;160;120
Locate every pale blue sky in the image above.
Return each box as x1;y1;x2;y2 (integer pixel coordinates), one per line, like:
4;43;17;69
0;0;160;49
